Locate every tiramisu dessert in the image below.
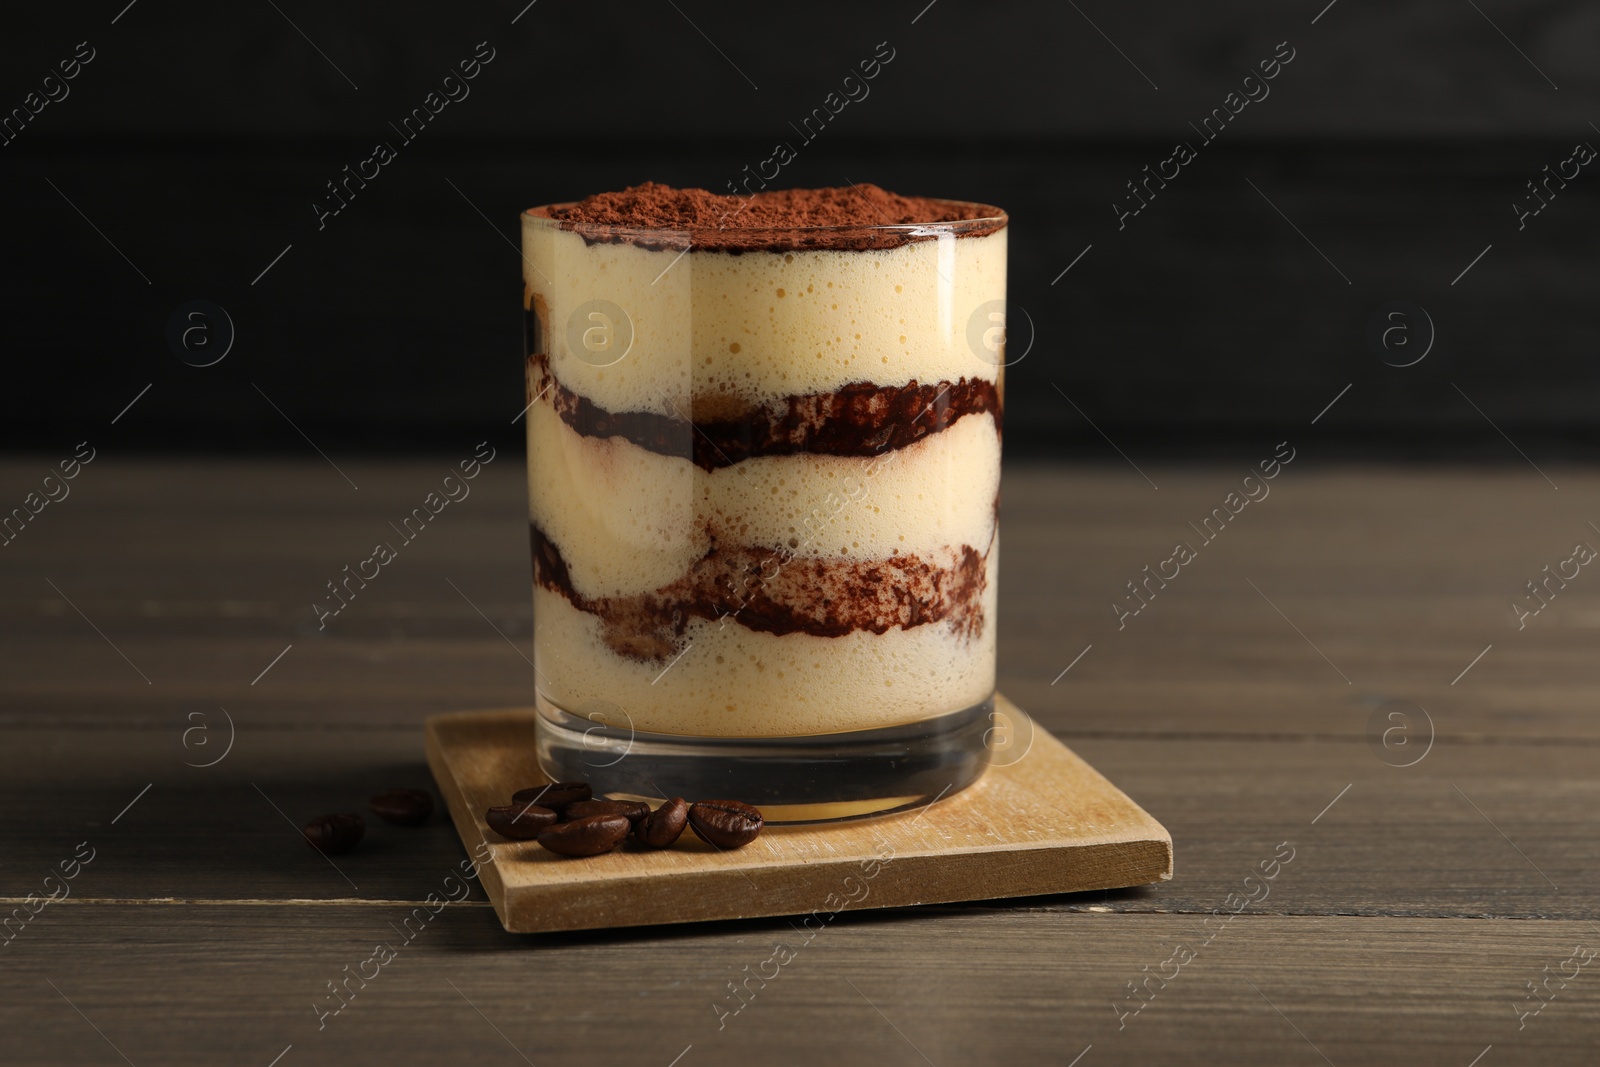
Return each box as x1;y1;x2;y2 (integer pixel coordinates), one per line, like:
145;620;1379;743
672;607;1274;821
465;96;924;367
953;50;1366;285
521;183;1006;808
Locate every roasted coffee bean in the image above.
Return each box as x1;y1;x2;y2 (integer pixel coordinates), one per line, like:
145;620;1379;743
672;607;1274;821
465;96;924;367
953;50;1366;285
485;803;558;840
369;788;434;826
512;781;591;813
536;814;632;857
688;800;764;848
634;797;689;849
564;798;649;825
303;813;364;854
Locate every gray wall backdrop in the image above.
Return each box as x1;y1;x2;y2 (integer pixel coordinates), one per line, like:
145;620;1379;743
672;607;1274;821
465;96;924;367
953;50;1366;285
3;1;1597;458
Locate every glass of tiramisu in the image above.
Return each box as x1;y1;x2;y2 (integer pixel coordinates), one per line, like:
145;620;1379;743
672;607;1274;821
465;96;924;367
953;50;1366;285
521;183;1006;820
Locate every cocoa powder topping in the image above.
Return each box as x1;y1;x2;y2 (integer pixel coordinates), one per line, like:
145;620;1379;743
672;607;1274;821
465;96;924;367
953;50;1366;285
527;182;1006;252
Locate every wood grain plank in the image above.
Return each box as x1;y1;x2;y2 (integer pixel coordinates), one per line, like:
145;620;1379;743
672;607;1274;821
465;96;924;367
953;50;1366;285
5;461;1599;747
3;457;1596;1059
3;909;1596;1067
2;722;1594;920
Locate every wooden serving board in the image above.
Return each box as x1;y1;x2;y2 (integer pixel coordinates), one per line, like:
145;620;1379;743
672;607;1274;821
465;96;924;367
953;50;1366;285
425;695;1172;934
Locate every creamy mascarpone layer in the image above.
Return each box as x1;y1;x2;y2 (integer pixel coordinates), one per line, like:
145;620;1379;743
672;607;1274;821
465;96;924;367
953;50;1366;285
531;534;998;736
521;216;1006;414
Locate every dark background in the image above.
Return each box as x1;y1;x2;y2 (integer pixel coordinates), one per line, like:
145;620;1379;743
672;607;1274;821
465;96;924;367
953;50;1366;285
4;0;1597;460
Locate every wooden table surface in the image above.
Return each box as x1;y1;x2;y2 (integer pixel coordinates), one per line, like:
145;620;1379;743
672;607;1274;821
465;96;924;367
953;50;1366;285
3;457;1597;1066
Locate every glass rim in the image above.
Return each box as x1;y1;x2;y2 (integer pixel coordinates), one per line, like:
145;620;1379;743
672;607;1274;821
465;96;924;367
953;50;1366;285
521;198;1008;240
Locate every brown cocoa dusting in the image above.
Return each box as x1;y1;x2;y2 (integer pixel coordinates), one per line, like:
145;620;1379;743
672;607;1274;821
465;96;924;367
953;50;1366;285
530;524;990;663
527;182;1006;253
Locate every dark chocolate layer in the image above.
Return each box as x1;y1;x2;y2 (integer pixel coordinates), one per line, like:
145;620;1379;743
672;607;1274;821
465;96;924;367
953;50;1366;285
526;348;1000;471
531;524;989;663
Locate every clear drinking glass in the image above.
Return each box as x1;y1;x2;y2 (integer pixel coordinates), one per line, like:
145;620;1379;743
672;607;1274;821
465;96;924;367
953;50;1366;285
520;201;1007;820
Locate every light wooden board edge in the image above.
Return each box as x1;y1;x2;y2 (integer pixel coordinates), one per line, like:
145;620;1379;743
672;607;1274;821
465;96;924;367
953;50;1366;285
426;728;514;931
426;696;1173;934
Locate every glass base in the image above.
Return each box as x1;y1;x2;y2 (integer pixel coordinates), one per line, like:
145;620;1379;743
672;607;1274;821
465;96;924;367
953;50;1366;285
534;697;994;824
